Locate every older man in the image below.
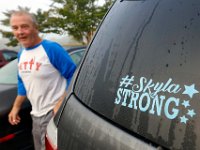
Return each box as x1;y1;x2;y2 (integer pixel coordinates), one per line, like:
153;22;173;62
8;10;76;150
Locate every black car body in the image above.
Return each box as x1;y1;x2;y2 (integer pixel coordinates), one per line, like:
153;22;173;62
47;0;200;150
0;59;33;150
0;46;86;150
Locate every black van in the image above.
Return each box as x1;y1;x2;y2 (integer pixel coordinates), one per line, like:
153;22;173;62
46;0;200;149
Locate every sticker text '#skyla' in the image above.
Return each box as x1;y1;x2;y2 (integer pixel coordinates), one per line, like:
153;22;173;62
114;75;198;124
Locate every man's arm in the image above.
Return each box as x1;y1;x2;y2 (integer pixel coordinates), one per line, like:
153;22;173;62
43;42;76;88
8;95;26;125
53;91;67;115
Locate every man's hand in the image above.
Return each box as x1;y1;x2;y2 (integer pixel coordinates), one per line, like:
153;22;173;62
8;107;21;125
8;95;26;125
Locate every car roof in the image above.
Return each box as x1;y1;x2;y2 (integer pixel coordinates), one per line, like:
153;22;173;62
65;46;87;53
0;49;17;53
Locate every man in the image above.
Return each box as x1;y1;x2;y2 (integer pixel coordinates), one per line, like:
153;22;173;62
8;10;76;150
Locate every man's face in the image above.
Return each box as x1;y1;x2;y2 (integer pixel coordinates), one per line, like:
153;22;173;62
10;14;39;48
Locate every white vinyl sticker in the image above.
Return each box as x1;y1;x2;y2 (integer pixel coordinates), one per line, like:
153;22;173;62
114;75;198;124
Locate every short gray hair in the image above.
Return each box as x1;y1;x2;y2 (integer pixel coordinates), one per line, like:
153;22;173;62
10;10;38;27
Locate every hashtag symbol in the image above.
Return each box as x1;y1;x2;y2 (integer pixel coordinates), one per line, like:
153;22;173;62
120;75;134;87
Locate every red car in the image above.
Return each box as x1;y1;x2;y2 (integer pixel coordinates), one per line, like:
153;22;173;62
0;49;18;68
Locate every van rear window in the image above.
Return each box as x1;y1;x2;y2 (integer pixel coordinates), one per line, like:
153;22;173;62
75;0;200;149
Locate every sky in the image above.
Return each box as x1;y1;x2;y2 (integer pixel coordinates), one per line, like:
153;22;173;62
0;0;105;19
0;0;52;20
0;0;105;49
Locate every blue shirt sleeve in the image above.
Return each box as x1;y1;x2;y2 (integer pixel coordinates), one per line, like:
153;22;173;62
17;49;27;96
18;74;27;96
42;40;77;89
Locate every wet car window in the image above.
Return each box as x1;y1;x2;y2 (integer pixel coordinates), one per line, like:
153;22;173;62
74;0;200;149
70;49;85;66
2;51;17;61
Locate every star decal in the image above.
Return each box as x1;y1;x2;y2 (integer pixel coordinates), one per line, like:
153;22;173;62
180;115;188;124
182;100;190;108
187;109;196;118
182;84;199;98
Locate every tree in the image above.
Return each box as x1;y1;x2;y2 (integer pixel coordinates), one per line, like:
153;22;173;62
46;0;114;44
0;0;114;47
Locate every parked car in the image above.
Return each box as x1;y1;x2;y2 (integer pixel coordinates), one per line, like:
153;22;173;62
0;49;17;68
0;46;86;150
46;0;200;150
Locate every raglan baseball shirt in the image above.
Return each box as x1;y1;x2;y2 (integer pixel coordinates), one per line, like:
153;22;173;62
17;40;76;117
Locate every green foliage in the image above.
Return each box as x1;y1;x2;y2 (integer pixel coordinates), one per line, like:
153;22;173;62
0;0;114;47
0;29;18;47
46;0;114;44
